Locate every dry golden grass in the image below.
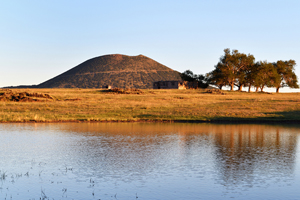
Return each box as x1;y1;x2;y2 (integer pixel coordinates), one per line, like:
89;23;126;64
0;88;299;123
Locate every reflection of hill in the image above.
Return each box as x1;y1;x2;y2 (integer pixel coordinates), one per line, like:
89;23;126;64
52;123;299;185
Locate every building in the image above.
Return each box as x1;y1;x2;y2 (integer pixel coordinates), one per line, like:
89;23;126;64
153;81;200;89
153;81;186;89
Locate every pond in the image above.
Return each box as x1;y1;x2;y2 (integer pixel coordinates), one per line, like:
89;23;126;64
0;123;299;200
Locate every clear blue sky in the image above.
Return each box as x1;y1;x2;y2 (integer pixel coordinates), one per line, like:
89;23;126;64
1;0;300;91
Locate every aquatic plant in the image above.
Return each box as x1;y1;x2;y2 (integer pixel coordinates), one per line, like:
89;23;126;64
0;171;7;181
40;188;49;200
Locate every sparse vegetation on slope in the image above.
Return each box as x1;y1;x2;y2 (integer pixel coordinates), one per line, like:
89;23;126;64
38;54;182;89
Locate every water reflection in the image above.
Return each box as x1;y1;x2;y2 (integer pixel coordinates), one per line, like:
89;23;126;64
211;125;297;188
0;123;299;199
53;123;299;186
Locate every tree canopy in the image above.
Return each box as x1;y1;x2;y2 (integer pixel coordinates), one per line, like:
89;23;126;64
273;60;299;93
180;70;208;88
206;49;298;93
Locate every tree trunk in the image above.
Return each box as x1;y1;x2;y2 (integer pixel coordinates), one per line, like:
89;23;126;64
276;87;280;93
260;86;264;92
238;85;243;91
230;83;234;91
248;84;252;92
256;87;259;92
219;85;223;90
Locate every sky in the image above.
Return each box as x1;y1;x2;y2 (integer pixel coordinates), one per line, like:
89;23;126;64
1;0;300;91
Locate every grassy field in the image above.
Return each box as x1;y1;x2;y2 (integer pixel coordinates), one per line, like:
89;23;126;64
0;88;300;123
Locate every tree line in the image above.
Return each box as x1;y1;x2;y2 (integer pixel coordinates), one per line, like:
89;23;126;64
181;48;299;93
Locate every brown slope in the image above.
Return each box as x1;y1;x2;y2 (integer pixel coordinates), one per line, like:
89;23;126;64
38;54;182;89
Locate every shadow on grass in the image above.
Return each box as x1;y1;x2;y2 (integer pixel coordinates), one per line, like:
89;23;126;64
98;88;143;94
136;114;156;118
210;110;300;124
133;111;300;124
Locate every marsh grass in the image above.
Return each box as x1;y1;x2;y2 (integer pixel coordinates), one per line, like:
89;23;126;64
0;171;7;181
0;88;299;123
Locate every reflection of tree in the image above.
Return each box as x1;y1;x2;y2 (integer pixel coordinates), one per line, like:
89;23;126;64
55;123;299;186
212;125;298;188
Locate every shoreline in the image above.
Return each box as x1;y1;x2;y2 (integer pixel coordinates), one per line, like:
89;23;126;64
0;119;299;124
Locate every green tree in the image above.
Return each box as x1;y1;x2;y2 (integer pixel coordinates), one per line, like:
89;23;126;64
181;70;208;88
244;63;259;92
196;74;209;88
253;61;278;92
236;69;247;91
206;66;227;89
214;48;255;91
180;70;197;82
273;60;299;93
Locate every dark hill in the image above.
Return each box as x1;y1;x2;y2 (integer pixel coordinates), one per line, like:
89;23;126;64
38;54;182;89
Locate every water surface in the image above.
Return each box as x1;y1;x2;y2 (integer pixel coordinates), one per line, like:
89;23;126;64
0;123;299;199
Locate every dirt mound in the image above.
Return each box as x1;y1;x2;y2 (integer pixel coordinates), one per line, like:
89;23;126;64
37;54;182;89
0;90;54;102
104;88;144;94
